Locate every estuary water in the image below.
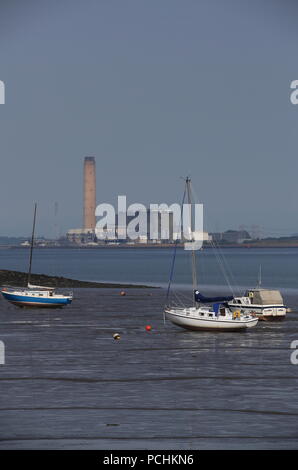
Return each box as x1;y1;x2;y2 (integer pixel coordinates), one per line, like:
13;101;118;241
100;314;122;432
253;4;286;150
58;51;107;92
0;247;298;449
1;246;298;291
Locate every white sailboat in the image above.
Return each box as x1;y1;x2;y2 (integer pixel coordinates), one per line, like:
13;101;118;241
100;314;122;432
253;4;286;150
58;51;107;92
1;203;73;308
164;177;258;331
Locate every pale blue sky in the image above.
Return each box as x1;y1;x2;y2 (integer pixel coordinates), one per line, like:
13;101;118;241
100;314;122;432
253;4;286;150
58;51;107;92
0;0;298;237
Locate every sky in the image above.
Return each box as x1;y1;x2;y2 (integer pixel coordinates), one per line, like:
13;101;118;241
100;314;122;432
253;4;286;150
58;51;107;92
0;0;298;237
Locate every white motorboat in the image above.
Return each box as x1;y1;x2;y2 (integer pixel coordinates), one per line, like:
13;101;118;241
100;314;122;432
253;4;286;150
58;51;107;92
228;288;286;321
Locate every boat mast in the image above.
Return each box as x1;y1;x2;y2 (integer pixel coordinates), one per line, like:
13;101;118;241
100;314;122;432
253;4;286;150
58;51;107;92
257;264;262;288
186;177;198;304
27;203;37;287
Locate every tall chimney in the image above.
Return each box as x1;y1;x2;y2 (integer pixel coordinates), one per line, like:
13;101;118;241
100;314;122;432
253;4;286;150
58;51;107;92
83;156;96;229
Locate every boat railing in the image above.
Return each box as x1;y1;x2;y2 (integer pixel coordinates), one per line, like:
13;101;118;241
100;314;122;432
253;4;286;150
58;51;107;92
1;285;28;292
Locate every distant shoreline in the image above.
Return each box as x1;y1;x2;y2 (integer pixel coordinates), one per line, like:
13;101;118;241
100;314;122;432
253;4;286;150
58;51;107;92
0;270;153;289
2;243;298;249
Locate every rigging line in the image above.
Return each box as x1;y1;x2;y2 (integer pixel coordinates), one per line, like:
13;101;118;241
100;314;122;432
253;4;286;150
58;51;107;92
171;291;185;308
167;285;192;305
165;183;187;305
212;238;241;297
169;178;241;300
214;241;235;295
189;181;242;297
28;203;37;287
210;240;237;297
172;289;190;307
215;237;239;290
257;264;262;288
175;289;193;302
186;178;198;302
187;180;237;298
223;252;242;297
210;240;233;294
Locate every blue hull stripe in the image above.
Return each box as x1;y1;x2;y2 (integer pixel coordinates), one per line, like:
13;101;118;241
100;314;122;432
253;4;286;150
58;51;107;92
2;292;72;305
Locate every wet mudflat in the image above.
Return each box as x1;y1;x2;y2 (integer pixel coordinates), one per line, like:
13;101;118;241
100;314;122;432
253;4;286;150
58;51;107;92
0;288;297;449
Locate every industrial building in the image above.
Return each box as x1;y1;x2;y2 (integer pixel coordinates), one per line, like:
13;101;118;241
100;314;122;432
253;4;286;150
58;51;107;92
66;157;210;245
67;156;97;244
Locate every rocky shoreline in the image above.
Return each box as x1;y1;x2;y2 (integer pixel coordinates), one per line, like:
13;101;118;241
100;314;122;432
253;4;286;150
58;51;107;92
0;270;152;289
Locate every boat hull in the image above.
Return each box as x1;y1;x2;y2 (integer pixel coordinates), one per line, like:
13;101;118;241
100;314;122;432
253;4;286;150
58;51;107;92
165;309;258;331
1;291;72;308
228;290;287;321
228;304;286;321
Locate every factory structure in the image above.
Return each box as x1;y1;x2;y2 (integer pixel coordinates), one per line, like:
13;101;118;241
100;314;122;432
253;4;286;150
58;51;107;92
83;156;96;231
67;157;97;244
66;157;211;246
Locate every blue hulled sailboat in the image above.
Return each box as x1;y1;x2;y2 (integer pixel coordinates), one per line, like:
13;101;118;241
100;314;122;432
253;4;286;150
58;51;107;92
1;204;73;308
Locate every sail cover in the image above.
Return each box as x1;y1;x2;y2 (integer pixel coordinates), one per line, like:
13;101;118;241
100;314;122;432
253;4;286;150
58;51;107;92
194;290;234;303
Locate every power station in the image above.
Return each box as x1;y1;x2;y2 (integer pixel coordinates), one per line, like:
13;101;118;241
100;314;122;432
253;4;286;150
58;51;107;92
66;156;210;245
83;156;96;230
67;157;97;244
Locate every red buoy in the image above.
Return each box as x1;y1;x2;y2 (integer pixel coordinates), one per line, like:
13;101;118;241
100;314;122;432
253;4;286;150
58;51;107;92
145;325;152;331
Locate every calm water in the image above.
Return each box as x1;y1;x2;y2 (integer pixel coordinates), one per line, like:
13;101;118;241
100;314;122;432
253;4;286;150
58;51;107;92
1;246;298;292
0;248;298;449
